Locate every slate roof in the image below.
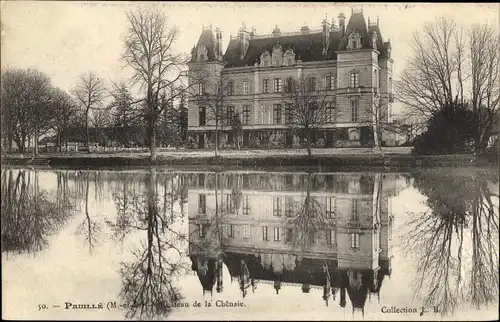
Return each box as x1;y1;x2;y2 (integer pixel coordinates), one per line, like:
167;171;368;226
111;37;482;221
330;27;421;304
222;11;389;68
223;31;342;68
190;29;218;62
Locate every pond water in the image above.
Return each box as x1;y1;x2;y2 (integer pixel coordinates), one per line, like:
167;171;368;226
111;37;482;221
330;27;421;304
1;167;498;321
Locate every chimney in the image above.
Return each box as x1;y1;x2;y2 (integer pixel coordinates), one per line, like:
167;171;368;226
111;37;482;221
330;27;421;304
330;17;338;31
238;23;249;59
215;27;223;61
321;15;331;56
338;13;346;35
300;25;310;34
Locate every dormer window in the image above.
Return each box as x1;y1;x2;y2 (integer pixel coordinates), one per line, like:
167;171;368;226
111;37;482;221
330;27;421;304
348;30;361;50
260;52;271;67
197;45;208;62
284;49;296;66
272;42;283;67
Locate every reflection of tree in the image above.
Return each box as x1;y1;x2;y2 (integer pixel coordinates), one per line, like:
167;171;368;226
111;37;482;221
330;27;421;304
1;169;73;255
404;171;499;315
291;173;334;253
75;172;102;253
115;169;188;320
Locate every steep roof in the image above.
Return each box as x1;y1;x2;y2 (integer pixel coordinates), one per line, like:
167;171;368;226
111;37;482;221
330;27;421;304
338;12;371;51
190;29;217;62
223;11;390;67
224;31;342;68
368;24;388;58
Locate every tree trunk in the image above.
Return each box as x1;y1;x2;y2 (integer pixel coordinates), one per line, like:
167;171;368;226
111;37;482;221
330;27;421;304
215;119;219;158
149;113;157;163
307;129;312;157
86;107;91;153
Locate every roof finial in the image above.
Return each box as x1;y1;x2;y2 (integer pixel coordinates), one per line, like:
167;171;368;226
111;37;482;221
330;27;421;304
209;22;212;30
377;15;380;25
368;17;370;25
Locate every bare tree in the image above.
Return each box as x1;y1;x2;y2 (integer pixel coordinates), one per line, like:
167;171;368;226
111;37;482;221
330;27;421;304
468;24;500;150
123;9;191;162
190;73;232;157
282;76;331;156
50;88;79;153
71;72;106;153
396;17;500;151
0;68;54;154
403;170;499;315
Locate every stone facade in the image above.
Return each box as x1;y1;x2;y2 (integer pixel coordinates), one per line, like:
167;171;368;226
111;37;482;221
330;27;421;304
187;9;394;149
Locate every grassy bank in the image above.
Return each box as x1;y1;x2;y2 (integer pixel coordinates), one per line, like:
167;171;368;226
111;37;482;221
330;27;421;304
1;151;496;171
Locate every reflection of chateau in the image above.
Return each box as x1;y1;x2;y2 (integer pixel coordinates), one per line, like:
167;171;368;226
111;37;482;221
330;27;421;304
188;172;405;315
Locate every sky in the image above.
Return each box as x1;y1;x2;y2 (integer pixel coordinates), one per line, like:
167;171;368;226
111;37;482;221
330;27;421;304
1;2;499;113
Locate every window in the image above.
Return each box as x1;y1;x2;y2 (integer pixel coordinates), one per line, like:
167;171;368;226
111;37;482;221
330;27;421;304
243;225;251;239
326;197;335;218
326;75;335;90
263;59;270;67
286;57;293;66
285;104;293;124
227;81;234;96
198;224;205;237
351;199;359;221
225;193;234;213
198;173;205;187
242;105;250;125
350;72;359;88
326;229;335;245
308;77;317;92
352;39;359;49
273;104;282;124
285;77;294;93
273;57;280;66
198;83;205;95
198;194;206;214
262;226;269;241
273;78;282;93
351;100;359;122
242;195;250;215
309;230;318;244
273;196;282;217
286;228;293;243
308;102;317;120
228;224;234;238
273;227;281;242
285;196;294;217
226;106;235;124
262;79;270;93
243;81;250;95
198;106;206;126
350;233;360;249
327;102;336;123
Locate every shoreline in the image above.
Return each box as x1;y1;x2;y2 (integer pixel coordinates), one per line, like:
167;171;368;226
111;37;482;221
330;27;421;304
1;152;497;171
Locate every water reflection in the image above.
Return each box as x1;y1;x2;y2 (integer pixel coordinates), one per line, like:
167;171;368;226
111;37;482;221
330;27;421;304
1;167;497;320
187;172;404;316
404;170;499;315
1;169;74;255
108;170;188;320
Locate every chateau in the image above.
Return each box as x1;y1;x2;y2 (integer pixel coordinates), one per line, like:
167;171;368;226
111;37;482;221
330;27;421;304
187;9;394;149
187;172;407;314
